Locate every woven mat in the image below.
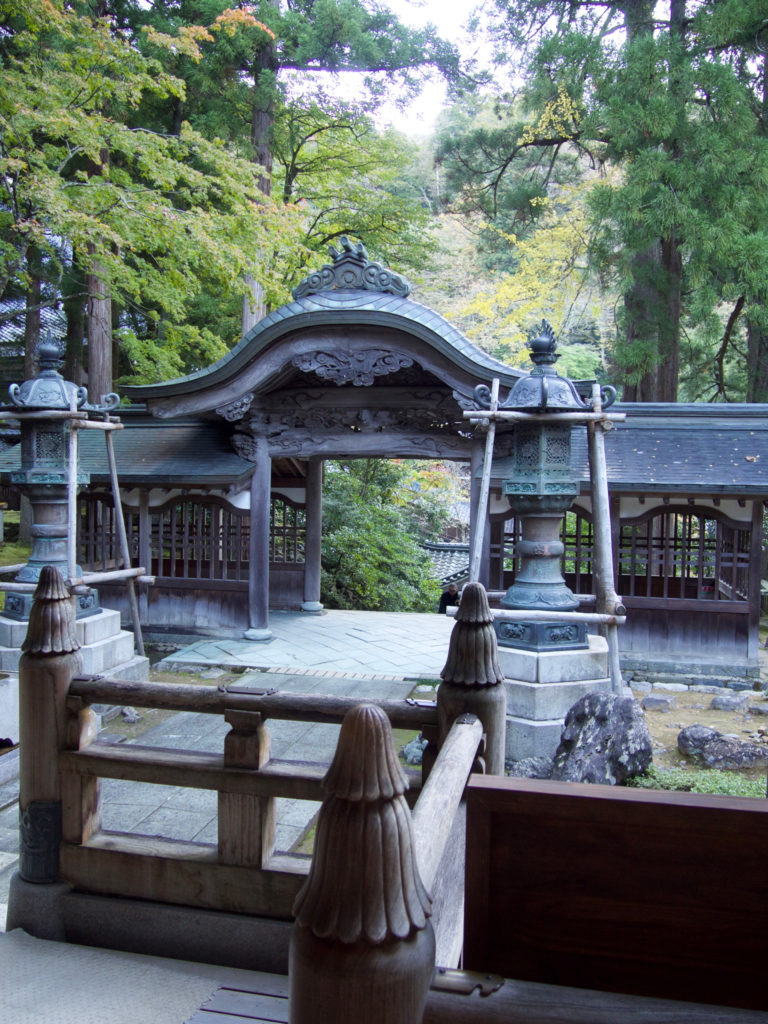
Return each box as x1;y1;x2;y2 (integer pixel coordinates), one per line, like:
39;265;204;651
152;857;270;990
0;929;219;1023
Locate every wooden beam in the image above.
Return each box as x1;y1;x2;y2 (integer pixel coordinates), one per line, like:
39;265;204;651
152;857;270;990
68;678;439;730
59;834;306;917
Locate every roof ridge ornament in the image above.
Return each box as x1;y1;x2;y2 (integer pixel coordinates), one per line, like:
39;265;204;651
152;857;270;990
292;235;411;299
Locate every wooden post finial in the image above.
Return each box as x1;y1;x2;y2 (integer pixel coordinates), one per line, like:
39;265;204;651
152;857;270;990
439;582;507;776
290;704;436;1024
293;703;431;944
440;581;503;686
22;565;80;656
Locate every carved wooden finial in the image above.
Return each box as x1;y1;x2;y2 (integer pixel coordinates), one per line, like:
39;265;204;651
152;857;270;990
21;566;80;655
293;704;432;945
323;702;407;803
441;581;503;687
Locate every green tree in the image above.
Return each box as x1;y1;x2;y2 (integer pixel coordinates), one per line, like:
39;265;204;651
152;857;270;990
123;0;460;323
0;0;304;385
439;0;768;401
271;97;437;282
321;460;443;612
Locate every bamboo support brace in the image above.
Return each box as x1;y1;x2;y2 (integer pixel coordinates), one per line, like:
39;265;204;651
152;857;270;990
448;607;626;625
463;409;626;424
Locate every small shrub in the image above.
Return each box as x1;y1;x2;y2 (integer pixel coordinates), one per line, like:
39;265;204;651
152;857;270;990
627;765;766;799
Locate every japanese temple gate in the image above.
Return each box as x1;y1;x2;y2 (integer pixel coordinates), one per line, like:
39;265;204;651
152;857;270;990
35;242;768;679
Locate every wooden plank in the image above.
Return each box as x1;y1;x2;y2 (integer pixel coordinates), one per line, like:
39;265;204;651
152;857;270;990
464;775;768;1011
430;801;466;969
194;987;288;1023
68;679;438;731
59;745;328;799
412;715;482;892
424;980;768;1023
59;834;307;916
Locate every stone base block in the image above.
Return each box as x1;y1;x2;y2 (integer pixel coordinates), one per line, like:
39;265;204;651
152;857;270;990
505;677;611;721
77;609;122;646
0;646;21;672
0;609;124;650
498;633;608;684
78;630;135;675
0;670;19;741
505;714;566;761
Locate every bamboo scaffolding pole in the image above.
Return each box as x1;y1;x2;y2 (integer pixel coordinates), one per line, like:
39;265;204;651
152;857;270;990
448;606;626;626
67;396;78;585
104;427;144;655
67;567;150;586
71;419;123;431
587;383;624;693
469;378;499;583
464;409;626;424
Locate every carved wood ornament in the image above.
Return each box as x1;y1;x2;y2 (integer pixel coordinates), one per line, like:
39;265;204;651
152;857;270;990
289;703;435;1024
438;582;507;776
291;350;414;387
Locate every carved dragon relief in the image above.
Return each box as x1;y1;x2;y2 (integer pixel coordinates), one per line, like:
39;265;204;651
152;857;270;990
291;349;414;387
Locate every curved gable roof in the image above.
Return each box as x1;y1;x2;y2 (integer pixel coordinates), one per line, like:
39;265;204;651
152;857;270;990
125;242;522;417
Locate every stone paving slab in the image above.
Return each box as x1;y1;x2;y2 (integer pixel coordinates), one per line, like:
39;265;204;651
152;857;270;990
158;609;453;679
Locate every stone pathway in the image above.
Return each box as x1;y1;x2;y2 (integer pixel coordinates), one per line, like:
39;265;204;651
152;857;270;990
158;609;454;677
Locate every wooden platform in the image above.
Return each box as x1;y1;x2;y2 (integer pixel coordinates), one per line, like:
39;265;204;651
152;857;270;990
187;975;289;1023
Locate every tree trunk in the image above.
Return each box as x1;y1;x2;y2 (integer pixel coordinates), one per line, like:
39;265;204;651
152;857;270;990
620;0;684;403
63;264;85;386
747;319;768;402
87;256;112;404
242;31;280;334
23;270;40;381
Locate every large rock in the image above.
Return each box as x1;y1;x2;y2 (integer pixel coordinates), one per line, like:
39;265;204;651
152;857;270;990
678;724;768;769
551;692;652;785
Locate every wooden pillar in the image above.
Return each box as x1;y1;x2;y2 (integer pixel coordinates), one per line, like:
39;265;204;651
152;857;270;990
748;500;763;665
138;490;150;624
218;710;275;867
438;582;506;775
245;441;272;640
290;704;435;1024
6;567;83;939
17;568;81;865
302;457;323;613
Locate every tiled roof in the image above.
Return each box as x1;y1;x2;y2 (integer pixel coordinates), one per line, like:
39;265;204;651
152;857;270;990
422;542;470;585
0;413;254;487
125;289;524;402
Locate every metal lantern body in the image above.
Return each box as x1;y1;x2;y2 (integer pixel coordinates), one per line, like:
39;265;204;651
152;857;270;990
474;321;615;653
4;337;98;620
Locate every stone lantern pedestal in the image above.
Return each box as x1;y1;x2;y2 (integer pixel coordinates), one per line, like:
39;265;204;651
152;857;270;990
0;337;148;743
473;321;614;761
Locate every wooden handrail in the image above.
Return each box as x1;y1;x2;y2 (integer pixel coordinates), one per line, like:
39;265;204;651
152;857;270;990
69;675;438;729
412;714;483;893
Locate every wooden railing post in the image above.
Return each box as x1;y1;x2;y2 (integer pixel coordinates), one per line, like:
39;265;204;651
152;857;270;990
438;582;507;775
218;709;275;867
7;566;81;938
289;704;435;1024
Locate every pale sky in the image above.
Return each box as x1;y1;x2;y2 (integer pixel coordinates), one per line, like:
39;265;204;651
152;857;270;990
377;0;486;135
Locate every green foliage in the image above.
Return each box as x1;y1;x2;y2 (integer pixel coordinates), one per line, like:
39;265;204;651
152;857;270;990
627;765;766;799
437;0;768;401
320;460;443;612
272;99;437;280
0;0;305;381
